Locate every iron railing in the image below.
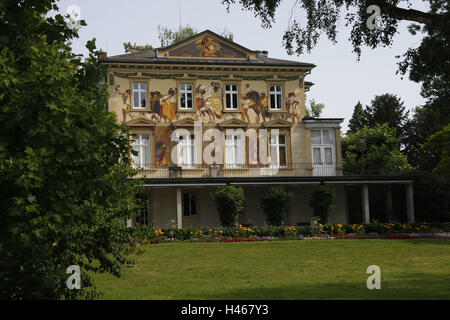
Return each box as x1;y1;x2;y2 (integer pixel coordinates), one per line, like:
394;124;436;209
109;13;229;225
132;163;411;179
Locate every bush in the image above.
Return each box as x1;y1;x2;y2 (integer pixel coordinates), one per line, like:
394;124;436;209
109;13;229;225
211;186;244;227
261;185;293;226
309;185;335;224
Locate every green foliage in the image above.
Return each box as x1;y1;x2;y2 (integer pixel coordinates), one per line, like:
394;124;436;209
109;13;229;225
306;99;325;118
0;0;141;299
123;42;153;53
423;124;450;184
347;94;408;140
158;25;197;47
309;185;335;224
222;0;446;57
211;186;244;227
342;124;411;175
412;172;450;222
348;101;367;134
260;185;293;226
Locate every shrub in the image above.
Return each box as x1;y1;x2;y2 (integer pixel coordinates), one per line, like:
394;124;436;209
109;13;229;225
211;186;244;227
261;185;293;226
309;185;335;224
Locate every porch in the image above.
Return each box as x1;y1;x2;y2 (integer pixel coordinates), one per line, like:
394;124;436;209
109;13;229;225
131;173;416;229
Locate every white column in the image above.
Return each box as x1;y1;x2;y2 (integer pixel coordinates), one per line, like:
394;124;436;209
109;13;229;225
176;188;182;229
406;184;415;223
362;184;370;224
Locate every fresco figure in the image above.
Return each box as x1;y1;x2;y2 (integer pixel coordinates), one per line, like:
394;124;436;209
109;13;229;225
161;88;178;122
149;91;171;122
114;85;132;123
195;36;222;57
208;82;223;117
195;84;223;122
195;85;215;122
241;84;266;123
286;92;300;123
154;127;172;167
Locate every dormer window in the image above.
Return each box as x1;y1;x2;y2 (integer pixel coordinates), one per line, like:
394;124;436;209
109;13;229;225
179;83;193;109
269;84;283;110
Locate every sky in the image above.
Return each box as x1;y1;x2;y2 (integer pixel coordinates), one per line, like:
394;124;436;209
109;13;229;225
56;0;428;132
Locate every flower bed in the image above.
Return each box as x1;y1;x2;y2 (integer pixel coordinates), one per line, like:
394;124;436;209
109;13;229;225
131;222;450;245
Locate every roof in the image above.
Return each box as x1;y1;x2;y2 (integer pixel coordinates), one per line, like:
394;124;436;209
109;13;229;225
102;30;315;69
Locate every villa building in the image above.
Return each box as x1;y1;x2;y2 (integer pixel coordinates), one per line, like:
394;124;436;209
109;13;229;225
100;30;415;228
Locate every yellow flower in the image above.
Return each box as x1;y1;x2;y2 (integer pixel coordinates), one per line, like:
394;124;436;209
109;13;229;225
337;224;342;228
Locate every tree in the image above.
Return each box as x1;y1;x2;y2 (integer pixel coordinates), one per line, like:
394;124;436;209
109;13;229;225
348;101;367;134
342;124;411;175
346;94;408;140
306;99;325;117
123;42;153;53
365;93;408;140
403;100;450;170
211;186;244;227
423;124;450;184
260;185;293;226
222;0;448;57
221;1;449;128
309;185;335;224
158;25;197;47
0;0;141;299
158;25;234;47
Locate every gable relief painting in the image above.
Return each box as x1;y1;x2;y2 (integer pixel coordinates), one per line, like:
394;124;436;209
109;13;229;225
168;36;247;58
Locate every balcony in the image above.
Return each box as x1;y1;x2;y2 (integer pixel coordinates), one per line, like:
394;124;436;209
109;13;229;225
132;163;412;180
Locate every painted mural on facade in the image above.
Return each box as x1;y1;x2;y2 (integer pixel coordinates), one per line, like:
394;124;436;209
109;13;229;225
114;82;304;125
154;126;172;167
112;80;304;169
168;36;247;58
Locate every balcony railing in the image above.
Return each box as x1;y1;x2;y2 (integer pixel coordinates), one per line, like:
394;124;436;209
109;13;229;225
132;163;412;179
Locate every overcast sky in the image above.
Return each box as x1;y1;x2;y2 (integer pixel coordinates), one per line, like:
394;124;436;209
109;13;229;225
57;0;428;132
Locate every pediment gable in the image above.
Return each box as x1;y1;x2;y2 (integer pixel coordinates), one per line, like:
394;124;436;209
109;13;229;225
172;117;197;127
126;117;157;127
157;30;256;59
218;118;249;128
263;118;292;128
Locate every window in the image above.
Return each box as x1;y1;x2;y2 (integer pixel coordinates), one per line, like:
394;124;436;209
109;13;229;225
270;134;287;167
133;82;147;109
132;134;151;169
183;193;197;217
225;84;239;110
178;134;197;168
269;85;283;110
225;133;244;168
311;129;335;164
179;83;193;109
136;195;150;225
311;129;336;176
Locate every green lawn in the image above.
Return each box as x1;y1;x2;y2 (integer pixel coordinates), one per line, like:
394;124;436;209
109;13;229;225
94;239;450;299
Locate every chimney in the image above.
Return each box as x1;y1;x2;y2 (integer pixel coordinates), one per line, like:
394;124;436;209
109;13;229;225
97;51;107;61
